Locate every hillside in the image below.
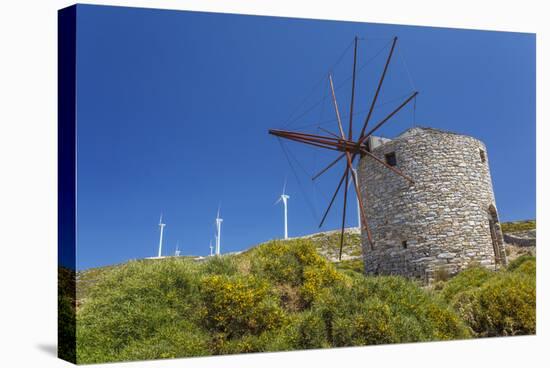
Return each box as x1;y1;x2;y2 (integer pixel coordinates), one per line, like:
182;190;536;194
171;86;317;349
66;223;536;364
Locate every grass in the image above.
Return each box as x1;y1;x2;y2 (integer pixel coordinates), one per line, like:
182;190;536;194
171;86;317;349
308;230;362;259
64;225;536;363
70;239;482;364
438;255;536;337
501;220;536;233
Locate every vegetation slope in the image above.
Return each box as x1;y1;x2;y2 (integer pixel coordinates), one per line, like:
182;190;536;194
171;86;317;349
71;237;536;364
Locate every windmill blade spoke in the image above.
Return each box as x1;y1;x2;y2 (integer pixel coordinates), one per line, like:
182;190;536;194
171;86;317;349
319;127;340;139
361;149;415;184
312;153;345;181
348;36;358;139
280;136;342;151
359;36;398;139
328;73;347;139
269;129;343;143
339;169;350;260
361;91;419;143
319;167;348;228
347;153;375;250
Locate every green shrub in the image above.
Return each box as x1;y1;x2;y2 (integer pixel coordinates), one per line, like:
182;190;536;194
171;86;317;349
201;255;239;276
512;259;536;277
439;258;536;337
249;241;304;285
313;276;470;346
199;274;285;338
249;239;346;307
451;272;535;336
116;321;210;361
439;266;494;303
335;258;364;273
332;298;397;346
507;255;536;273
76;259;203;364
211;324;298;355
295;311;329;349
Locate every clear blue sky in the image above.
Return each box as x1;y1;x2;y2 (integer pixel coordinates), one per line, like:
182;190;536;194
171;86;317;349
75;4;535;270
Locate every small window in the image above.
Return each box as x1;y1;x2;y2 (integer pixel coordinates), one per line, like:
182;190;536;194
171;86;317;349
402;240;408;249
385;152;397;166
479;149;486;163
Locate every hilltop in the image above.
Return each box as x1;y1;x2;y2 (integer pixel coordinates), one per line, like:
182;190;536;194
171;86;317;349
76;220;535;304
63;221;536;364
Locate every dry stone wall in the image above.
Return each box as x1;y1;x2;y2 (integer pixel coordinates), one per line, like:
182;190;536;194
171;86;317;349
358;127;506;283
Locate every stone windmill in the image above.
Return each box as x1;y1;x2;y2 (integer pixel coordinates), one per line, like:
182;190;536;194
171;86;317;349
270;36;506;282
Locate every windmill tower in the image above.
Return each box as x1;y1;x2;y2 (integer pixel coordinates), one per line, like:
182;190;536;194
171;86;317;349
215;207;223;256
157;214;166;258
174;241;181;257
275;180;290;239
270;36;505;282
209;239;214;257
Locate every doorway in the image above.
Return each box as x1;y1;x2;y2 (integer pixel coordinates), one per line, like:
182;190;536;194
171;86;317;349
488;205;506;266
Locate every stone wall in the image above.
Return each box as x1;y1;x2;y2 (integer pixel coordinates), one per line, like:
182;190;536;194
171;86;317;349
503;230;536;247
358;127;506;283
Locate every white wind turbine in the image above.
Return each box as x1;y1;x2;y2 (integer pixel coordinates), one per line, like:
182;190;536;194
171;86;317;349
215;207;223;255
209;239;214;257
175;241;181;257
275;180;290;239
157;213;166;258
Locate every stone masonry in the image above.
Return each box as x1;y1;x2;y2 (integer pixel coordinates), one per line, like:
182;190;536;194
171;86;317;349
358;127;507;283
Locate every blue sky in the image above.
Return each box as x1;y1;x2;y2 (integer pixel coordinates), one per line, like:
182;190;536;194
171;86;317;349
75;4;535;270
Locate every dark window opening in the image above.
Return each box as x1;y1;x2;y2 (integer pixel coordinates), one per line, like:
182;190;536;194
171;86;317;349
402;240;408;249
480;149;486;163
385;152;397;166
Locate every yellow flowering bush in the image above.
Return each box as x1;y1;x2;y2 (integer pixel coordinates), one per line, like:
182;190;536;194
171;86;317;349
200;274;285;338
249;239;346;306
440;257;536;337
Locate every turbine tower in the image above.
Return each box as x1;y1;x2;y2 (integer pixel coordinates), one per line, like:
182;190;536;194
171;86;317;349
175;241;180;257
215;207;223;255
275;181;290;239
209;239;213;257
157;214;166;258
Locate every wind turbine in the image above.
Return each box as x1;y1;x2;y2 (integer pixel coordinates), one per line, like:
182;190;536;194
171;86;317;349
215;207;223;255
157;213;166;258
275;180;290;239
175;241;181;257
209;239;213;257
